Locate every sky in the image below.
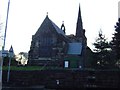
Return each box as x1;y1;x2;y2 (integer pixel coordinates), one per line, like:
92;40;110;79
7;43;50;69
0;0;119;54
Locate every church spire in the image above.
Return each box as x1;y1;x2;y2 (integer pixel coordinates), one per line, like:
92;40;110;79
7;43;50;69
76;4;83;38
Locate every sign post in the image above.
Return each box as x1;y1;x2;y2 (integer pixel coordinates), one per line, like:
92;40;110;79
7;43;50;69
0;51;2;90
7;46;14;82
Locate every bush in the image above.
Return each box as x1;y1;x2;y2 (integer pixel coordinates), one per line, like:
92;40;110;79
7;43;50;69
3;56;17;66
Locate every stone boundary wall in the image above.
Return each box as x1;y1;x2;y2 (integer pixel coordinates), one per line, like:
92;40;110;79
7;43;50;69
2;70;120;88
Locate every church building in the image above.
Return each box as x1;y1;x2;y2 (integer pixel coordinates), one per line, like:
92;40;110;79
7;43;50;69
28;5;87;68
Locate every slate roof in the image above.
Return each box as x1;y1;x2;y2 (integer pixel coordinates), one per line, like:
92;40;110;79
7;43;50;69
35;15;66;37
67;43;82;55
51;20;65;36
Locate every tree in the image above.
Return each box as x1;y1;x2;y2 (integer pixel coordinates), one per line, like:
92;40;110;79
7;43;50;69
3;56;17;66
93;30;109;52
93;30;111;69
110;18;120;67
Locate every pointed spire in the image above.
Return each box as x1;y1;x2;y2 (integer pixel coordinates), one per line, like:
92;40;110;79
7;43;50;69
76;4;83;37
77;3;83;26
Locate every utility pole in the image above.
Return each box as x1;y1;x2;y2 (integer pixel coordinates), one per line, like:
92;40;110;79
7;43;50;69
3;0;10;49
0;0;10;88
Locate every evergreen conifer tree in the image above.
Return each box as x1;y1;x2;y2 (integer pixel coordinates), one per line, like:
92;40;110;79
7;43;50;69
110;18;120;67
93;30;110;69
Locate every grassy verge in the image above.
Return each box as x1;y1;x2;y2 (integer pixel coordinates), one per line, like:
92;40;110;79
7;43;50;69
2;66;64;71
2;66;120;71
3;66;41;71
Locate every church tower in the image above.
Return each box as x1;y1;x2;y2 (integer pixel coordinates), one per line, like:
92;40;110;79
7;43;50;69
75;4;86;44
76;4;83;38
75;4;87;68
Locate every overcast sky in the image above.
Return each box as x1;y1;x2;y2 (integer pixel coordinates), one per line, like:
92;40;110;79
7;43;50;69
0;0;119;54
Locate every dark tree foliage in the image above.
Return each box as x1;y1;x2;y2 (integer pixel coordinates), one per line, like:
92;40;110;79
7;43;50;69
110;18;120;67
93;30;111;69
3;56;17;66
93;30;109;52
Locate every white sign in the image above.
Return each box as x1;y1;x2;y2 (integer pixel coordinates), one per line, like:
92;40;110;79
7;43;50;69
64;61;69;68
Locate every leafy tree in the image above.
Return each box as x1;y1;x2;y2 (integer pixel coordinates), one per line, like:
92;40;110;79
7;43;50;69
93;30;111;69
110;18;120;67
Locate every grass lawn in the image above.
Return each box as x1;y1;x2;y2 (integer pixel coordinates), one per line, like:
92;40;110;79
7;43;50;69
3;66;42;71
2;66;120;71
2;66;64;71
